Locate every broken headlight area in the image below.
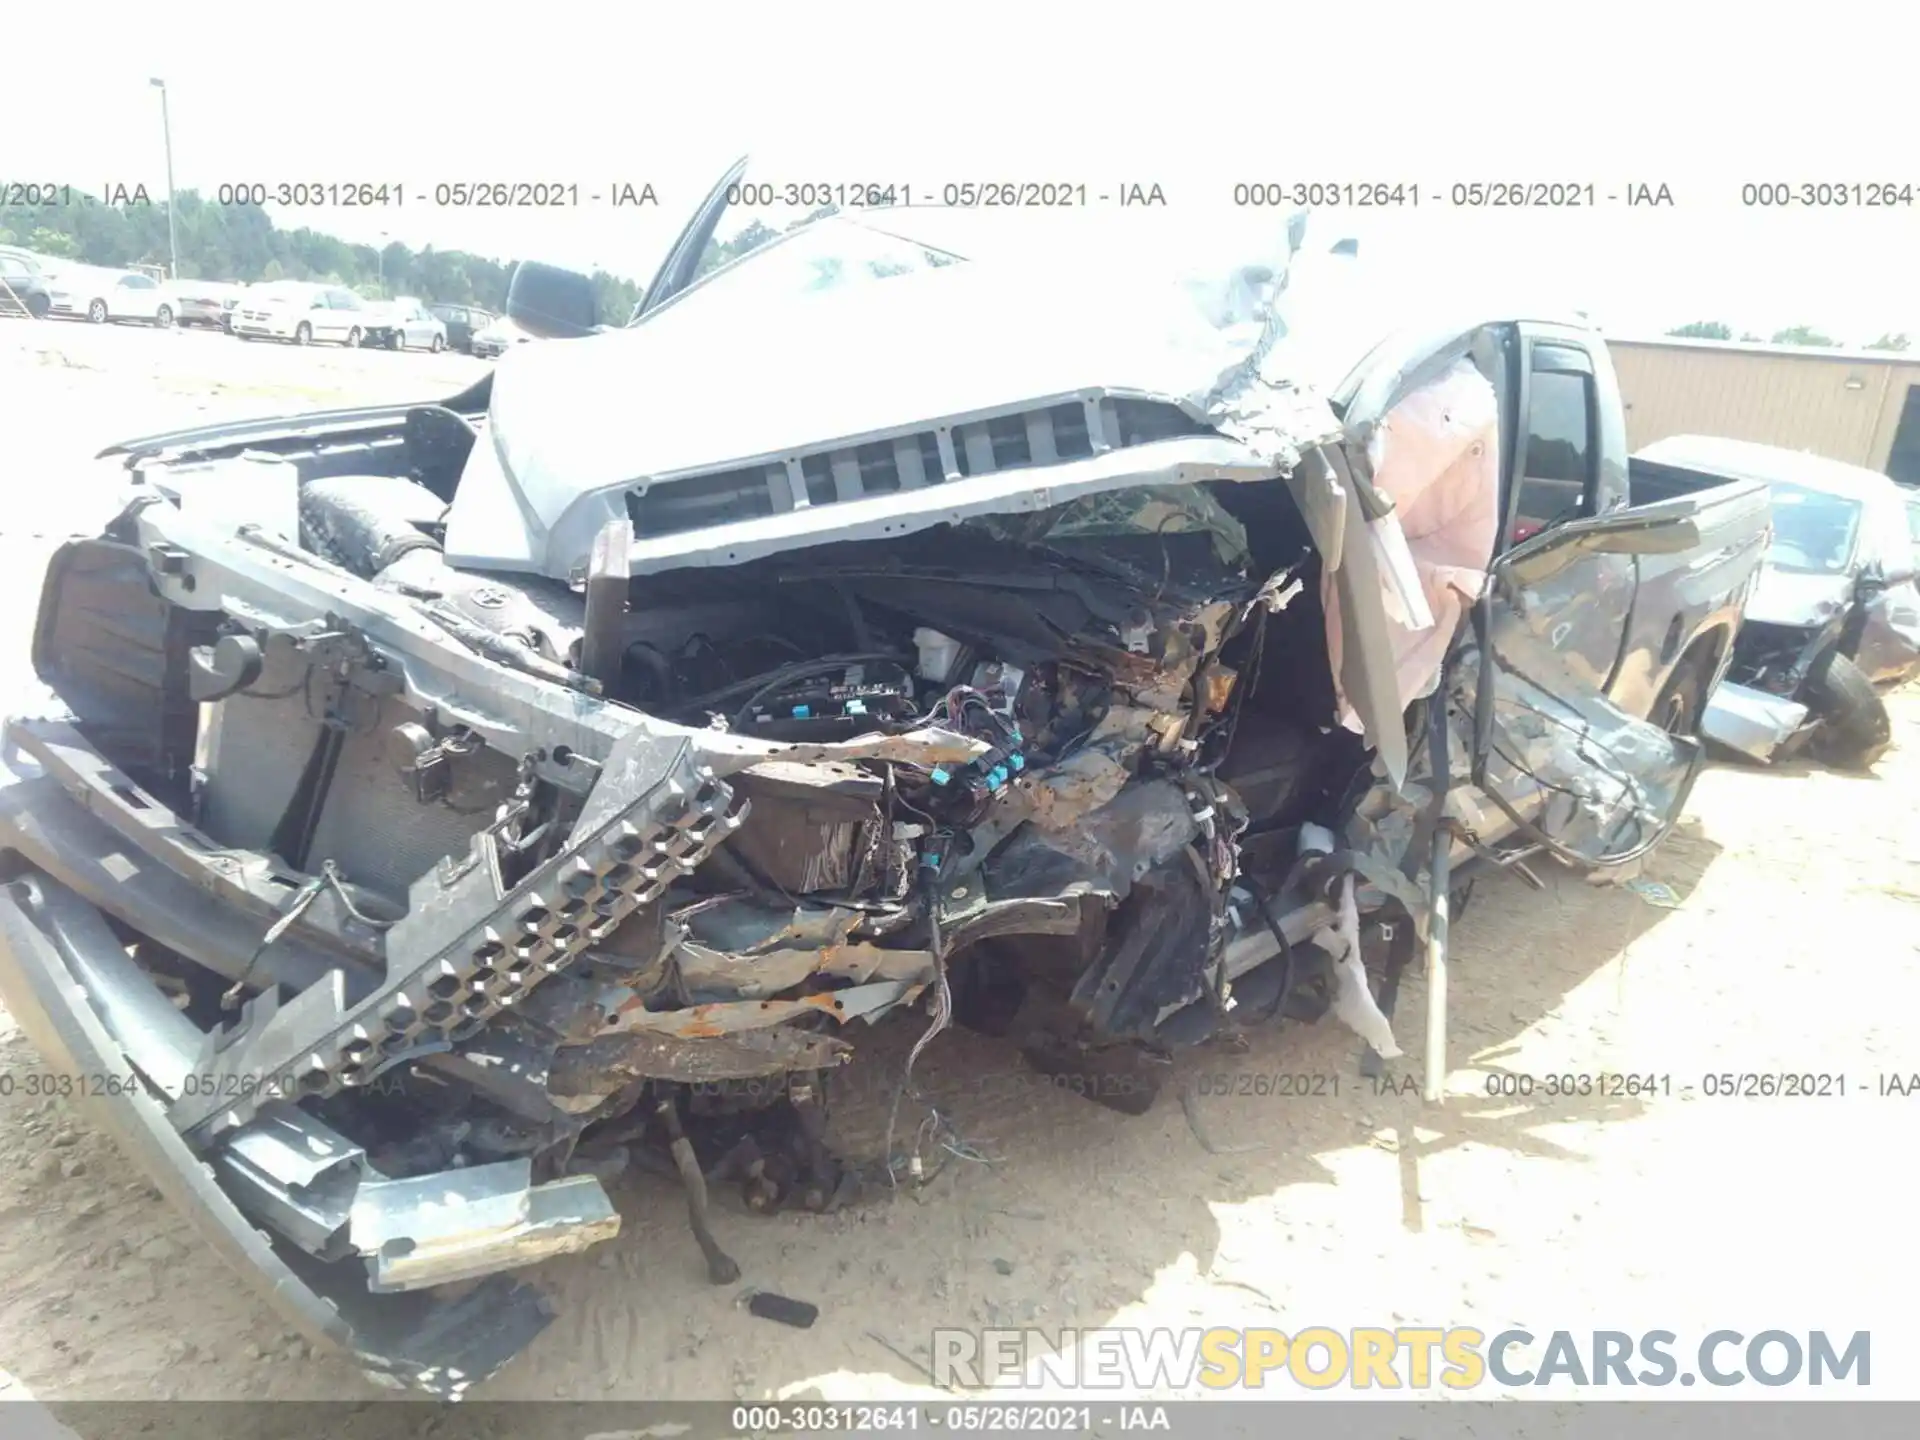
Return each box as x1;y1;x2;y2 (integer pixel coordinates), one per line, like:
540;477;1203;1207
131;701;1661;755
1725;619;1825;698
0;452;1391;1394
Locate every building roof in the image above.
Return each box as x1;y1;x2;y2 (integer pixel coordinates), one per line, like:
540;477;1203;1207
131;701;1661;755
1603;332;1919;366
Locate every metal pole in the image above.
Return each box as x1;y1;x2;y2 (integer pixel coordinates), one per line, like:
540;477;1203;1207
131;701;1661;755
151;79;178;280
1422;830;1452;1102
1421;681;1455;1104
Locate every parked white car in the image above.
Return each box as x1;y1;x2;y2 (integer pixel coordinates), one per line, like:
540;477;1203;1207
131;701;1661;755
230;282;373;345
365;296;448;352
46;266;177;326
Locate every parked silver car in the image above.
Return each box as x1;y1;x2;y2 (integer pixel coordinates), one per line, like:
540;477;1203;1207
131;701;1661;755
367;296;448;352
469;313;532;358
170;279;247;330
1638;436;1920;767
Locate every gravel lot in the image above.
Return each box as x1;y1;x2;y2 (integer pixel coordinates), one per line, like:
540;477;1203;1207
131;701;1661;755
0;317;1915;1411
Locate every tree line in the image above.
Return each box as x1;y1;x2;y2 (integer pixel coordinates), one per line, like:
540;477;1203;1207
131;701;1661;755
0;186;826;320
1666;320;1910;350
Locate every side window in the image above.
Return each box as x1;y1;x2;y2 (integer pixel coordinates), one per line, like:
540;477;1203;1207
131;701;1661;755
1510;353;1597;544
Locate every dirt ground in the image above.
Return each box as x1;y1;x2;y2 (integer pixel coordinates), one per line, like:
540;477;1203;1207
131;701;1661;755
0;319;1915;1408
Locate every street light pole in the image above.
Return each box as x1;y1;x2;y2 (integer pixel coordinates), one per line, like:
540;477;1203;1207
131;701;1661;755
378;231;388;297
149;79;178;281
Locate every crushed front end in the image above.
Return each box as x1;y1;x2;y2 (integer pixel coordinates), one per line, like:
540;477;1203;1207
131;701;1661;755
0;333;1389;1391
8;226;1688;1391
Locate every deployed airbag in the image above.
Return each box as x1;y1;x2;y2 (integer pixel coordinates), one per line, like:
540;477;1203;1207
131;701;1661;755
1326;358;1501;730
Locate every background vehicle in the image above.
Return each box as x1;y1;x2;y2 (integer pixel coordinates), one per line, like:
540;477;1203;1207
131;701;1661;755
47;266;176;326
230;282;371;345
1634;435;1920;768
427;302;493;353
469;313;531;358
0;251;54;319
364;296;447;352
169;279;247;330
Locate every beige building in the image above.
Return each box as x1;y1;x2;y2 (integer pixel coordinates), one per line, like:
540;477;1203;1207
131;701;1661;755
1605;335;1920;486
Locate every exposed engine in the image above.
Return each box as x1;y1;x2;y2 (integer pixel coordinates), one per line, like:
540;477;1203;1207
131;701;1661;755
8;405;1396;1358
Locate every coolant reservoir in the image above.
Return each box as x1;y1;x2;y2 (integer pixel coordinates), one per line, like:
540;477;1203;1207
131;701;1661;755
914;627;964;685
160;451;300;544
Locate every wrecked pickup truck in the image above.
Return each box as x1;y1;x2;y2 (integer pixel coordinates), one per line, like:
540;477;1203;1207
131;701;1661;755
1637;434;1920;768
0;170;1771;1394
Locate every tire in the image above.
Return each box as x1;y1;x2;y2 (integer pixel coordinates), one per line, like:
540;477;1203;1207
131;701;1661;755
388;330;404;351
429;333;444;353
345;326;362;348
1649;657;1708;739
26;294;50;320
153;304;174;329
87;298;108;324
1803;650;1890;769
294;321;312;346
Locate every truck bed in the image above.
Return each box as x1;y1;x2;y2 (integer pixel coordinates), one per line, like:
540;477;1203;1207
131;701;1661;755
1627;454;1744;506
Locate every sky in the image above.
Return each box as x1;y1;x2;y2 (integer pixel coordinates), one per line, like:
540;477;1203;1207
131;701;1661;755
6;1;1918;344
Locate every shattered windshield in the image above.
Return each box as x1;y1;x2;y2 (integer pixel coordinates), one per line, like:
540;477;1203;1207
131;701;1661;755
1767;482;1862;574
643;215;965;327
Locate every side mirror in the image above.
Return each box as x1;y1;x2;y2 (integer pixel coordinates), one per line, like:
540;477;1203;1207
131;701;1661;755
507;261;597;339
1861;560;1915;590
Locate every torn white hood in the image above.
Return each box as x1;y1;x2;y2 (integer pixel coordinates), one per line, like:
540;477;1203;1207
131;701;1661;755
1745;566;1853;628
444;232;1343;579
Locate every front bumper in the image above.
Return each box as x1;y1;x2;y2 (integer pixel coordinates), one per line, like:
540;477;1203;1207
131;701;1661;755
1701;680;1810;762
0;861;557;1396
232;314;298;339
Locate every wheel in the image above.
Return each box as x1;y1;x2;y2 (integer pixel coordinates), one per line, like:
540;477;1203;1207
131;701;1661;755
345;326;362;348
294;321;312;345
387;329;404;351
87;298;109;324
153;304;174;329
1649;657;1707;739
1803;650;1890;769
25;294;50;320
429;333;444;353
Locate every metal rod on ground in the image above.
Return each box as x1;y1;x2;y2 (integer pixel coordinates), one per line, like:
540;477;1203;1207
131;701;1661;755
1422;682;1455;1104
1423;828;1451;1103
